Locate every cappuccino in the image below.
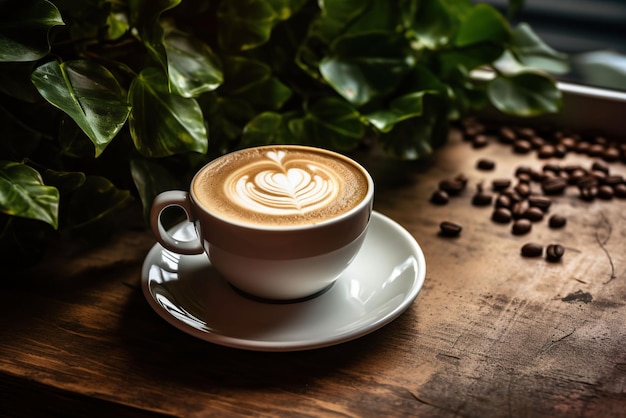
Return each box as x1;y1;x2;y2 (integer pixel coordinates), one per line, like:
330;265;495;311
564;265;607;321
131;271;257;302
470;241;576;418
193;146;370;227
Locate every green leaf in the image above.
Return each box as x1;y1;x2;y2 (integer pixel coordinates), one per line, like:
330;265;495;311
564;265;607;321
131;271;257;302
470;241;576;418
288;96;365;150
31;60;131;157
66;175;133;242
130;158;182;222
487;71;562;117
320;32;416;106
165;29;223;98
42;169;86;195
217;0;278;51
129;0;181;74
241;111;297;147
454;3;510;47
0;161;59;228
364;65;446;132
128;67;208;157
510;23;569;74
0;0;64;62
409;0;454;49
219;56;291;111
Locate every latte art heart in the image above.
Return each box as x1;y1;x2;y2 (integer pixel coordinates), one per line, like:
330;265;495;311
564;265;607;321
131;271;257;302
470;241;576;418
229;154;339;215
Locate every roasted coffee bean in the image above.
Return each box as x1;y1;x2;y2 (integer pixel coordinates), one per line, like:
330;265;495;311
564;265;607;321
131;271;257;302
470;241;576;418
528;195;552;212
492;207;512;223
593;135;608;145
492;178;511;191
524;207;544;222
430;190;449;205
515;166;532;177
513;139;532;154
560;137;577;150
472;192;493;206
472;134;489;148
530;136;546;149
575;141;590;154
438;179;464;195
614;184;626;198
568;168;587;185
542;177;568;195
543;163;561;175
499;126;516;143
521;243;543;258
495;194;512;209
587;143;605;157
591;161;609;174
597;185;614;200
554;144;568;158
512;218;532;235
439;221;462;237
577;175;598;190
602;147;620;162
454;173;469;188
512;201;529;219
548;214;567;229
476;158;496;171
602;175;624;186
579;186;598;201
546;244;565;262
517;173;532;184
514;183;531;198
516;127;535;139
538;145;558;158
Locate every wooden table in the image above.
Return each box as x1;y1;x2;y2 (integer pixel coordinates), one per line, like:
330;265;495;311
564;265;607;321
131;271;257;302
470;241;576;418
2;126;625;417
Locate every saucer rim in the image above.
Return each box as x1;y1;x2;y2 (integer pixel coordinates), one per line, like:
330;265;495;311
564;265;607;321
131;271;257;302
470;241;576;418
141;211;426;351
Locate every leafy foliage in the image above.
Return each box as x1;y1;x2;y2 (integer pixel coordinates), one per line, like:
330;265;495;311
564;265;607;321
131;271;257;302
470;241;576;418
0;0;567;266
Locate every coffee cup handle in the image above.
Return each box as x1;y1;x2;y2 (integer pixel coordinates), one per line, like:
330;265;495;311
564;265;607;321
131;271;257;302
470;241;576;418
150;190;205;255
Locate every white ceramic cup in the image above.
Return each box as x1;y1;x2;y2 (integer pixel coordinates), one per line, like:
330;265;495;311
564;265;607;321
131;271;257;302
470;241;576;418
150;145;374;301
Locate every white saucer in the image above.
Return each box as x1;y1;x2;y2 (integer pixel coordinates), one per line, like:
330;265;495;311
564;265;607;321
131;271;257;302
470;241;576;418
141;211;426;351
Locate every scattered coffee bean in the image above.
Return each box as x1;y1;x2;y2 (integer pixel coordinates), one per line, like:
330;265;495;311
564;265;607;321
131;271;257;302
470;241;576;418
538;144;555;159
492;178;511;191
495;194;512;209
499;126;516;143
476;158;496;171
521;243;543;258
514;182;531;198
602;175;624;186
591;161;609;174
542;177;567;195
512;218;532;235
492;207;512;223
602;147;620;162
615;184;626;198
430;190;449;205
439;221;462;237
439;179;464;196
524;207;544;222
513;139;532;154
512;201;529;219
588;144;605;157
472;134;489;148
548;214;567;229
472;192;493;206
546;244;565;262
528;195;552;212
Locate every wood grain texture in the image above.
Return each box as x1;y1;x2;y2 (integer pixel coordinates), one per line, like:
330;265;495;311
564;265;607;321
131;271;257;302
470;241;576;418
1;128;625;417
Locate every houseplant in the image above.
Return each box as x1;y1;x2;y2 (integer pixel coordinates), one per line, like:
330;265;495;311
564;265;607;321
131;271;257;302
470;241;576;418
0;0;567;267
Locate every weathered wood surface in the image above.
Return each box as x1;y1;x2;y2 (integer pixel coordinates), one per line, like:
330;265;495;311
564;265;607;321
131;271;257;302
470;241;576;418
1;128;625;417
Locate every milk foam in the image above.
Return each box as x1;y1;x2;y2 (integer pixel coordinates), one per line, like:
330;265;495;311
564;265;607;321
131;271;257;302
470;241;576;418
193;147;369;227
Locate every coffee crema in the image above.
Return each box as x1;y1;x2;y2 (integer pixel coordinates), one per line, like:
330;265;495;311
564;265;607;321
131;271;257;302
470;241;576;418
193;146;370;227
